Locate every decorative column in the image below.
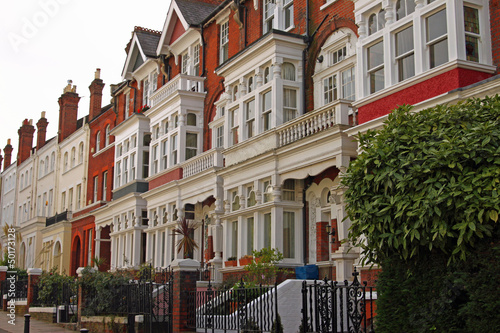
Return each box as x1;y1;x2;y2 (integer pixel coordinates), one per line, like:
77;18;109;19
171;259;200;332
330;186;358;282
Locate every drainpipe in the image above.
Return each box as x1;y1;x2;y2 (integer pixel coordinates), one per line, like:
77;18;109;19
302;176;313;265
302;0;310;115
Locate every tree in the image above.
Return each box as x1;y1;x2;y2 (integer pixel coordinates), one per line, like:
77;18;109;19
342;96;500;264
171;218;198;259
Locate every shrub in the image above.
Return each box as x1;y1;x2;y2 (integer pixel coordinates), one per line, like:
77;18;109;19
35;268;75;306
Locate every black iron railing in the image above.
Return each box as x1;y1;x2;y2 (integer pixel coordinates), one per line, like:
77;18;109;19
301;270;376;333
188;280;278;332
46;210;69;226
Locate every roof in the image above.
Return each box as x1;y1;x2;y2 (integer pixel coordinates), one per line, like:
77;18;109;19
176;0;221;26
125;26;161;57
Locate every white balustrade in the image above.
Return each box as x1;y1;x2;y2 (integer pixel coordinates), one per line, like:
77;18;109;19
150;74;205;107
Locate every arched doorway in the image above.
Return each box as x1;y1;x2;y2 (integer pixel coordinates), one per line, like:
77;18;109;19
71;236;81;276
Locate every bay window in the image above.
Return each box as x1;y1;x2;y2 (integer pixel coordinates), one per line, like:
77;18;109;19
161;140;168;170
171;135;178;165
216;126;224;148
341;67;355;101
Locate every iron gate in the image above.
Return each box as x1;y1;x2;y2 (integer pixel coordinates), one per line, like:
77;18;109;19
301;271;376;333
127;267;173;333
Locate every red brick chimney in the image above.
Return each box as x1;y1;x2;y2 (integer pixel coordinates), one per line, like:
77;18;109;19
3;139;13;170
89;69;105;121
58;80;80;142
36;111;49;150
17;119;35;166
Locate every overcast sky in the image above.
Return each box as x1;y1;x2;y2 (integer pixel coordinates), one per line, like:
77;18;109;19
0;0;171;160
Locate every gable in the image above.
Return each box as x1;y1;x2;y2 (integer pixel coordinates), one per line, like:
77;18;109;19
170;16;186;45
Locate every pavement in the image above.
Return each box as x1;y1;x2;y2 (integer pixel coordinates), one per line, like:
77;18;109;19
0;312;77;333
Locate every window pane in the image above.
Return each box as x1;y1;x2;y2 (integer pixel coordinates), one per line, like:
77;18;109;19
430;38;448;68
398;54;415;81
465;36;479;62
368;41;384;70
232;221;238;257
427;9;447;42
464;7;479;34
264;213;271;248
283;212;295;258
370;68;385;94
247;217;254;254
396;26;414;56
341;67;355;101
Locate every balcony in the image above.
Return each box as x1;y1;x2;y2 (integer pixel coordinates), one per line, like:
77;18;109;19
277;99;351;148
224;100;352;167
182;148;224;178
46;210;71;227
150;74;205;108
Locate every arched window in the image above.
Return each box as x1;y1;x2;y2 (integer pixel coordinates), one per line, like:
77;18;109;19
45;156;49;174
233;85;239;101
39;161;44;178
368;14;377;35
78;142;84;164
248;76;254;92
96;131;101;151
396;0;415;21
63;152;69;172
264;67;271;84
282;62;296;81
50;152;55;171
187;113;197;126
105;125;111;146
71;147;76;167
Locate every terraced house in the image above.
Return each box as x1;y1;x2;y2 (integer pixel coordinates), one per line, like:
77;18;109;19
1;0;499;284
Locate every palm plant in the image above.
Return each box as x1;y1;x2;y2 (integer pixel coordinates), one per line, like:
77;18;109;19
171;218;198;259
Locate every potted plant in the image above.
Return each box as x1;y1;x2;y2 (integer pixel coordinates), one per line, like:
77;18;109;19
239;254;253;266
171;218;198;259
225;256;237;267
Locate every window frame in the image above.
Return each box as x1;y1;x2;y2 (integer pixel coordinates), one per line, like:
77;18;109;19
220;21;229;64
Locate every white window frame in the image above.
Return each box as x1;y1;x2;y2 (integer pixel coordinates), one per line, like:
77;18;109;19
220;21;229;64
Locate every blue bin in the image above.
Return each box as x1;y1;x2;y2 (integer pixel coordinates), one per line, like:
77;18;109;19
295;265;319;279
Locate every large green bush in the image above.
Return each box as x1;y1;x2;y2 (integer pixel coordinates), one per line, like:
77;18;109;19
35;268;76;306
343;97;500;264
342;96;500;331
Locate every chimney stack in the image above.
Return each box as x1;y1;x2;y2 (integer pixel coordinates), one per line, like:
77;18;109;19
36;111;49;150
3;139;13;170
89;68;105;121
58;80;80;142
17;119;35;165
0;149;3;172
